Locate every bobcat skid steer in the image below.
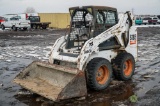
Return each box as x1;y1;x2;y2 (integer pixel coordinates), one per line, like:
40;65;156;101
14;6;137;101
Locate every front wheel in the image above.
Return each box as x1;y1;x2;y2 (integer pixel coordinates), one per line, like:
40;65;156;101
112;53;135;81
86;58;112;91
23;28;27;31
32;24;37;29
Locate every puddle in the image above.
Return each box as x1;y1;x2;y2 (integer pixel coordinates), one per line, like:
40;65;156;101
14;82;134;106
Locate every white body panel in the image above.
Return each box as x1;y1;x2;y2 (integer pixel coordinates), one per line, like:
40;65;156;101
143;20;148;24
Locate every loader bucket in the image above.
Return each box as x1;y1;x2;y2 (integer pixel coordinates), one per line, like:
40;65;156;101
14;61;87;101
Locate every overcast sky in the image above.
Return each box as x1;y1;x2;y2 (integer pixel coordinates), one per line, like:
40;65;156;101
0;0;160;16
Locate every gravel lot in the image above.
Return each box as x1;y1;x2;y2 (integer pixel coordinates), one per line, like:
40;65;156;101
0;27;160;106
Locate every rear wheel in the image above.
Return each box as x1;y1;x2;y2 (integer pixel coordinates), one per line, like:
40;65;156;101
12;26;17;31
86;58;112;91
42;26;47;29
112;53;135;81
1;25;5;30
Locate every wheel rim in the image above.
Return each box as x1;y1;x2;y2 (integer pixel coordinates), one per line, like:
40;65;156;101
96;65;109;85
123;59;133;76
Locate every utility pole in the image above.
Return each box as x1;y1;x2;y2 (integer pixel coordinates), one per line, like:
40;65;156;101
132;8;134;15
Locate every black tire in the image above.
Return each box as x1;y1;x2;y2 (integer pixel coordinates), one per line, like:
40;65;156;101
1;25;5;30
32;24;37;29
112;53;135;81
12;26;17;31
86;58;112;91
42;26;47;29
23;28;27;31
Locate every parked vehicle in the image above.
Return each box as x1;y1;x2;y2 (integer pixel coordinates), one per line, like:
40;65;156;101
0;16;5;28
142;17;158;25
1;16;30;31
157;19;160;24
151;17;158;25
135;17;142;25
18;13;51;29
147;18;153;24
157;15;160;24
27;16;51;29
0;16;5;24
142;17;151;25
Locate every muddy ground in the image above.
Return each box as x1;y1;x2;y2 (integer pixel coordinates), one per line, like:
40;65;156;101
0;27;160;106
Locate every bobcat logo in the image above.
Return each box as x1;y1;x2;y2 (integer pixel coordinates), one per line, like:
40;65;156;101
130;34;136;45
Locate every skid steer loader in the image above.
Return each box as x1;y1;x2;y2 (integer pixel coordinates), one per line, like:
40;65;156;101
14;6;137;101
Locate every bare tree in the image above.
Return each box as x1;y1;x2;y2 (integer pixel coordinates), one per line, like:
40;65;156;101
25;7;36;13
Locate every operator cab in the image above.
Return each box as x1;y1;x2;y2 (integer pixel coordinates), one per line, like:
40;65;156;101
66;6;118;49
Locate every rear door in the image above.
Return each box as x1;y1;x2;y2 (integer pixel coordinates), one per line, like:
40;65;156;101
10;17;17;27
